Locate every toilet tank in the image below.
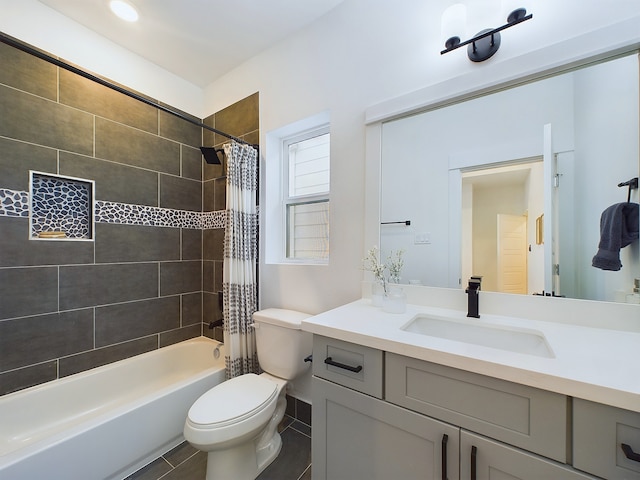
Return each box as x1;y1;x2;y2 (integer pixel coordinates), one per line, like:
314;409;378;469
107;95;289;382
253;308;313;380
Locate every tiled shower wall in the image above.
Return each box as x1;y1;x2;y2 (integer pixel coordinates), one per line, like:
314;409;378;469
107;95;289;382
0;38;259;396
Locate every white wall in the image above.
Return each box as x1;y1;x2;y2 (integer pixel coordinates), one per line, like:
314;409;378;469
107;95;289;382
0;0;204;115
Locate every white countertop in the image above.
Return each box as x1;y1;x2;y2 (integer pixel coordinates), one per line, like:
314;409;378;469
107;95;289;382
302;298;640;413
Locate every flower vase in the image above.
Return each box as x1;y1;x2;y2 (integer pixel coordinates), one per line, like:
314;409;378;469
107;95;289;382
383;284;406;314
371;279;385;307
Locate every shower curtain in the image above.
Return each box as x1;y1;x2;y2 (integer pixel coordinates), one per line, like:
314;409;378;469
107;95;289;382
222;141;259;379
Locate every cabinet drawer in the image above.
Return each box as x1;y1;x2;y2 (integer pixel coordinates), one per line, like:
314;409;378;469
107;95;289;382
574;398;640;480
312;336;383;398
386;353;568;462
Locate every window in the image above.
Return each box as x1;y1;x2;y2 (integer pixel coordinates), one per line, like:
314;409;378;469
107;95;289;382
284;128;330;261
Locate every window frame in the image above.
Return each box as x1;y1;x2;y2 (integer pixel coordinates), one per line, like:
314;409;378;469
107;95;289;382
282;126;330;263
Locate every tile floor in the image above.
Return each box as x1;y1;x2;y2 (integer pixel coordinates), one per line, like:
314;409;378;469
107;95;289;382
126;397;312;480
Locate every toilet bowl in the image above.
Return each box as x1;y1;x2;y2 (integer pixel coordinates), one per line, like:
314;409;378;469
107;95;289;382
184;308;312;480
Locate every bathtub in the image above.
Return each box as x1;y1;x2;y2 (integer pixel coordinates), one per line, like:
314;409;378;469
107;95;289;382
0;337;225;480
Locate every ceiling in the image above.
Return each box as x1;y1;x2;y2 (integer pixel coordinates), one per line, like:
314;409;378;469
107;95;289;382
36;0;346;87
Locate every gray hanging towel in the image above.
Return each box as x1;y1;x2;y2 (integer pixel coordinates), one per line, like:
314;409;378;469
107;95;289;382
592;202;639;271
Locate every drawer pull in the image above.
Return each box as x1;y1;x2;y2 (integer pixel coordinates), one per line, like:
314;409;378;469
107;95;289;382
324;357;363;373
471;445;477;480
622;443;640;462
441;434;448;480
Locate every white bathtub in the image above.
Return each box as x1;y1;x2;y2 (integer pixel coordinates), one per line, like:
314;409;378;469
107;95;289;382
0;337;225;480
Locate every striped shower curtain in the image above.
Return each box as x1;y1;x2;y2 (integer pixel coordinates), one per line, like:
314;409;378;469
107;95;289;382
222;141;259;379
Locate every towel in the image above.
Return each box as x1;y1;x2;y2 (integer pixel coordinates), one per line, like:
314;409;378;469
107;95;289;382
592;202;639;271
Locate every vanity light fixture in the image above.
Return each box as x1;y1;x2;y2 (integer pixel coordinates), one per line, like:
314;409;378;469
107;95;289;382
109;0;139;22
440;4;532;62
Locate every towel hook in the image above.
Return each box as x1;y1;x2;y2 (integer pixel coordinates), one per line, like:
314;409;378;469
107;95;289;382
618;177;638;202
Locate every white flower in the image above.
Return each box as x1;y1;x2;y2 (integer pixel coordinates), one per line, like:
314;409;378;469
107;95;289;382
362;246;386;282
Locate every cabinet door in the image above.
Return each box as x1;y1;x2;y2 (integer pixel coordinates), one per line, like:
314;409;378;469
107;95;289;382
312;376;460;480
460;431;596;480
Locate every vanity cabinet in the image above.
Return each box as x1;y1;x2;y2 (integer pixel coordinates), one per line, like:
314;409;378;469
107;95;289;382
573;398;640;479
312;336;599;480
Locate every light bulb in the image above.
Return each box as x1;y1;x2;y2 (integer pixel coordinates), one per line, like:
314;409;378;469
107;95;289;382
109;0;139;22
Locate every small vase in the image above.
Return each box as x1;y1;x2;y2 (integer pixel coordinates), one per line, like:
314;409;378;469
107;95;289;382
371;280;385;307
383;284;406;314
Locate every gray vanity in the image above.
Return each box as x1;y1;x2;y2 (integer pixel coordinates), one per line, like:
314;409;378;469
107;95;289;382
303;289;640;480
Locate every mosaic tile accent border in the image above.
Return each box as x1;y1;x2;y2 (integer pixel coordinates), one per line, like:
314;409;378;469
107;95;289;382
0;189;29;217
95;201;227;229
0;189;227;230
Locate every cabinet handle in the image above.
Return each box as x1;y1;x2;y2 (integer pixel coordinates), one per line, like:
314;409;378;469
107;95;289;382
441;434;448;480
622;443;640;462
324;357;363;373
471;445;477;480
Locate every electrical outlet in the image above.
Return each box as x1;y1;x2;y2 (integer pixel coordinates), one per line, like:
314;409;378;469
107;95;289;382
414;232;431;244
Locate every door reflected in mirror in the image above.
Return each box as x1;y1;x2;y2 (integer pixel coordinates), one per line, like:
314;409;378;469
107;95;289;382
461;160;543;295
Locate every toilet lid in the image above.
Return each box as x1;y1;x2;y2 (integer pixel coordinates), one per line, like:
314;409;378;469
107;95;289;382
188;374;278;427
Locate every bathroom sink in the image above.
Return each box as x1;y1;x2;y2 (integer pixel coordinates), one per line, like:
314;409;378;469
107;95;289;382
401;314;554;358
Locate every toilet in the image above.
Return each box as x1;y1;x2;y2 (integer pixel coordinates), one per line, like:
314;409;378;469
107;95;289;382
184;308;312;480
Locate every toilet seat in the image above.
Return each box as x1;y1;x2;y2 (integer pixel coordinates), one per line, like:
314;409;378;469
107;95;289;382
187;374;278;428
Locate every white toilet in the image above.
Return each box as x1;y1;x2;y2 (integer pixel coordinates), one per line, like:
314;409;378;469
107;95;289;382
184;308;312;480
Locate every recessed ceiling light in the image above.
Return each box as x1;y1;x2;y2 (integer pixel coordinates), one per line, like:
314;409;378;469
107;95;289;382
109;0;139;22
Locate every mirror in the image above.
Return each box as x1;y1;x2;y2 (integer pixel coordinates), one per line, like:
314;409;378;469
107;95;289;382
380;53;639;302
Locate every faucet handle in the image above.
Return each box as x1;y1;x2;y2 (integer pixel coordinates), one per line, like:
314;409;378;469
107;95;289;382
469;276;482;290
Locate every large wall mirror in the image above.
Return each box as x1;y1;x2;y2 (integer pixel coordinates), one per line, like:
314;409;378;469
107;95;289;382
380;53;639;302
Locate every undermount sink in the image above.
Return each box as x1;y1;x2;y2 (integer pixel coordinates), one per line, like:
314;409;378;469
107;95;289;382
401;314;554;358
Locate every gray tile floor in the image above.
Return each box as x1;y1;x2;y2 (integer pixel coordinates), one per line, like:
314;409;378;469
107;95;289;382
126;415;311;480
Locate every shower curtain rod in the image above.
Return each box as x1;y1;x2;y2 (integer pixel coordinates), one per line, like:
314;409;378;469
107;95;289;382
0;32;256;149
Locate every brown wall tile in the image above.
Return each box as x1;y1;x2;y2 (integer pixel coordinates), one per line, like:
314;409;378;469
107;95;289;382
60;152;159;206
0;309;94;372
182;292;203;326
0;84;94;155
213;92;259;142
0;217;95;268
0;41;57;100
160;174;202;211
203;228;225;261
0;266;58;320
95;296;180;347
59;69;158;134
95;223;180;264
182;228;202;261
95;117;180;175
59;263;159;310
0;361;58;396
160;260;202;296
182;145;203;181
159;109;202;147
0;137;57;191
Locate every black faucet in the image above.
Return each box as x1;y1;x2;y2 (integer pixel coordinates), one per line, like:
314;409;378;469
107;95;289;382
466;276;482;318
